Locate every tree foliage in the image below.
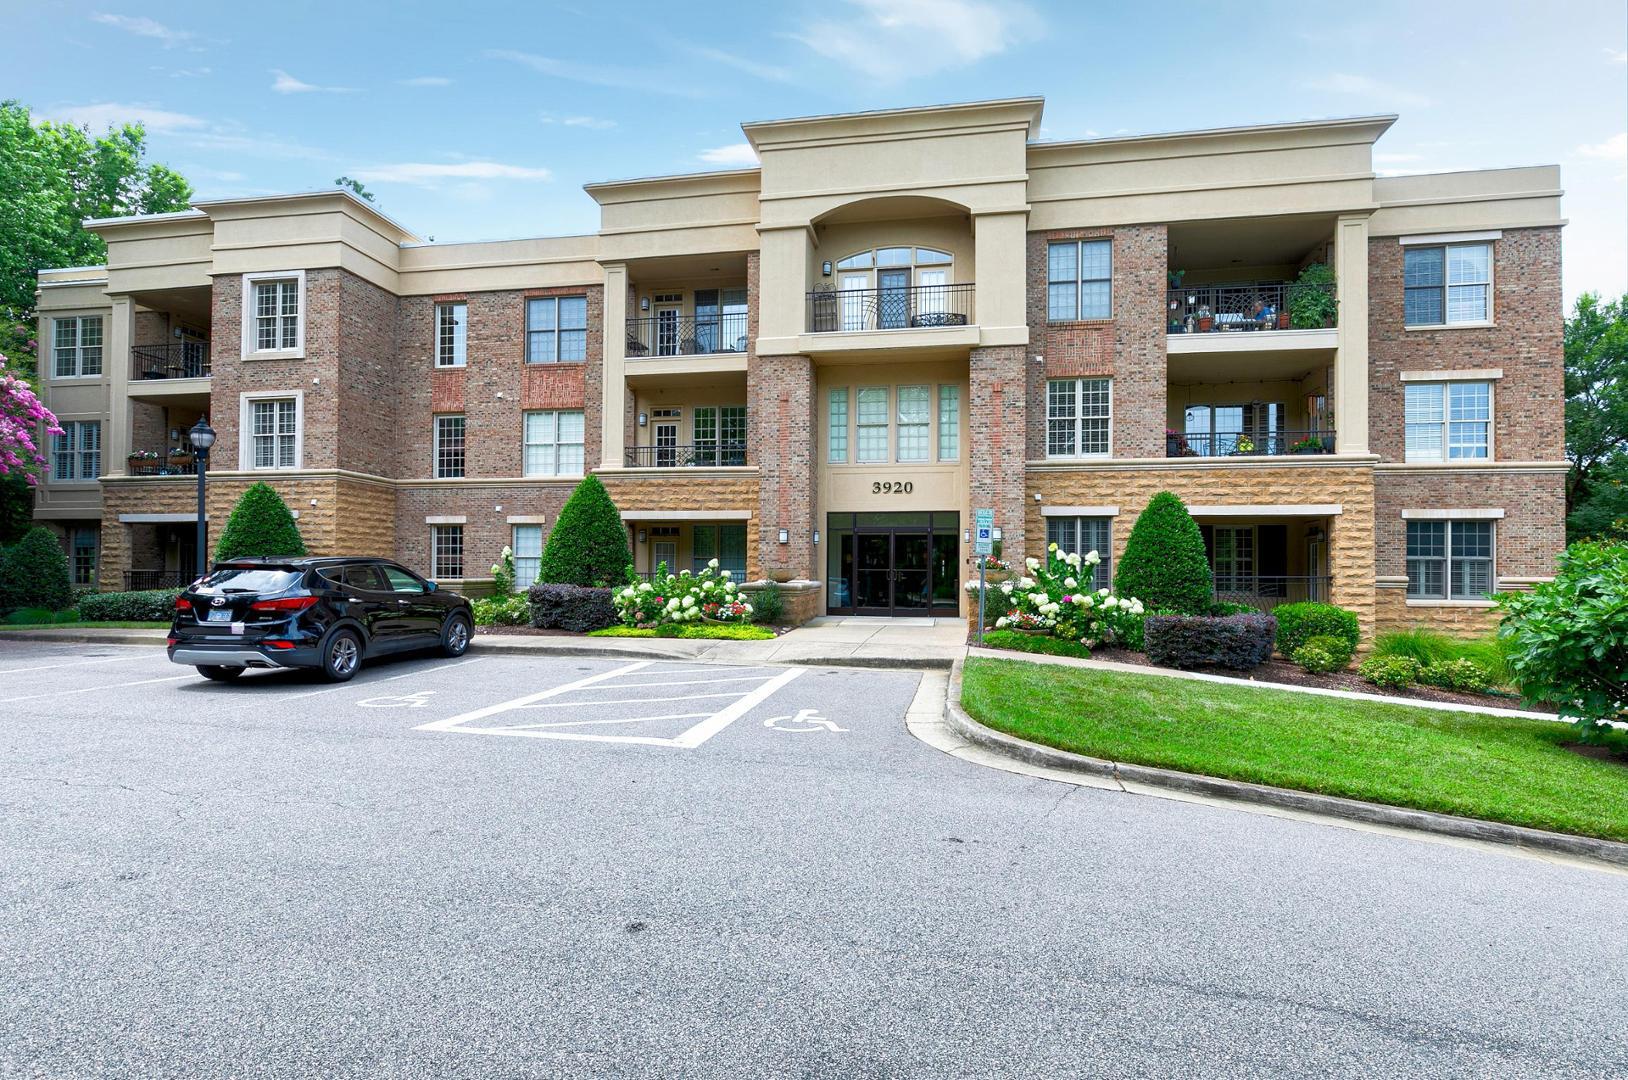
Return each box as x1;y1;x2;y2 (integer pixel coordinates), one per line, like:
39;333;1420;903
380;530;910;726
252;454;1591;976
537;474;632;587
214;483;308;562
0;525;73;613
1565;292;1628;540
1113;491;1213;615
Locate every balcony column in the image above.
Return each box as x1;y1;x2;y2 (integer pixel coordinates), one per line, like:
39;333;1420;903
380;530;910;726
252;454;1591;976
753;226;808;348
599;262;628;469
1333;213;1371;456
971;210;1029;341
106;295;135;475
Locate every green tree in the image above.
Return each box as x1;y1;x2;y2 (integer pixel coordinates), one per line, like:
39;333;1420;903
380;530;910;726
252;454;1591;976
538;474;632;587
0;473;32;544
0;525;73;613
334;176;377;203
0;101;192;377
1113;491;1213;614
214;483;308;561
1565;292;1628;539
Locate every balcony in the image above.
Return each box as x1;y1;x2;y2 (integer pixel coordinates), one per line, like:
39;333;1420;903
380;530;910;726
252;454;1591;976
1212;574;1332;611
133;342;211;380
124;569;190;591
626;312;748;358
807;282;974;334
625;444;748;468
1166;430;1336;459
126;452;199;476
1168;281;1336;335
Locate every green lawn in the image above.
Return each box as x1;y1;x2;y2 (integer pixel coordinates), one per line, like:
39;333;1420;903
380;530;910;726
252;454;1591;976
961;657;1628;842
0;621;167;631
589;624;774;641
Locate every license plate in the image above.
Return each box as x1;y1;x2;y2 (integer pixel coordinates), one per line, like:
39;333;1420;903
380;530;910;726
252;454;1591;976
205;608;233;623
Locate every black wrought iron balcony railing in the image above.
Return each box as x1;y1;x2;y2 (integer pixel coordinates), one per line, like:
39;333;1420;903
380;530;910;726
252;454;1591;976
1166;430;1336;458
626;312;749;357
124;569;190;591
1212;574;1334;610
625;444;748;468
1167;281;1337;334
806;282;974;333
132;342;211;379
126;456;200;476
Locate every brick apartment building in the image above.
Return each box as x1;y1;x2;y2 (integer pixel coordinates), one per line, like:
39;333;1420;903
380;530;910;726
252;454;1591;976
31;98;1566;636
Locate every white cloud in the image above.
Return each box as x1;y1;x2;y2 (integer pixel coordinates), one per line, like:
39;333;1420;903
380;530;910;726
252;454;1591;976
349;161;553;185
1607;47;1627;65
44;102;208;134
697;143;758;166
790;0;1040;80
487;49;705;98
1304;72;1431;109
1577;132;1627;163
541;113;617;130
399;76;453;87
270;69;357;94
180;129;334;161
151;65;211;78
91;13;193;47
686;46;794;83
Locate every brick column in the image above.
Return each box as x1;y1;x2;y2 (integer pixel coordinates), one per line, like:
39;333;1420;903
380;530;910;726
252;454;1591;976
750;352;815;580
970;345;1028;568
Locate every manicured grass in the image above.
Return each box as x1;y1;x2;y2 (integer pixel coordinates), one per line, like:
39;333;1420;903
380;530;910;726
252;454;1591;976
961;656;1628;842
979;630;1094;660
589;623;775;640
0;621;168;631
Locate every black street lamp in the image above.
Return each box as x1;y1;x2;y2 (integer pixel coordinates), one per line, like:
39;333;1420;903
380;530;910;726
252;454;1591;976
188;417;216;579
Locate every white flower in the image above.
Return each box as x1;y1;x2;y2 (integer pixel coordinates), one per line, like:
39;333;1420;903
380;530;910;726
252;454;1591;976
638;582;652;592
1064;577;1077;589
1080;595;1094;609
743;603;753;614
1025;557;1040;571
708;558;720;569
1102;596;1118;610
501;545;513;557
683;595;697;608
1029;592;1047;607
666;598;680;611
999;582;1013;594
1048;542;1058;552
995;616;1009;628
1087;551;1101;566
721;569;732;578
1065;552;1082;568
1018;576;1035;589
1041;603;1059;615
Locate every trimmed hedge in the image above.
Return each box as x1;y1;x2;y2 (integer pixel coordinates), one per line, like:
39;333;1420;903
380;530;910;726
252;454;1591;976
215;482;307;561
1114;492;1212;615
538;475;632;587
1359;654;1421;690
527;583;618;632
0;527;74;614
1275;602;1360;657
1291;633;1353;674
1420;658;1491;694
77;589;181;622
1144;613;1277;671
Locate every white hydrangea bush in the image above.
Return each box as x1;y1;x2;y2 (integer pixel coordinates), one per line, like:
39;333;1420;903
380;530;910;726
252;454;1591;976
613;559;753;628
967;543;1147;648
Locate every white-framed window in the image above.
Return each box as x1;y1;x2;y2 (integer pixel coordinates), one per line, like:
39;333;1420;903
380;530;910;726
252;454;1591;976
937;384;960;462
512;524;543;591
52;316;104;379
431;525;464;580
693;405;747;467
525;295;588;363
1404;242;1492;327
238;390;303;470
240;271;305;357
435;302;467;367
434;414;466;478
856;387;889;463
830;247;955;332
1047;239;1112;322
827;388;849;464
1046;377;1112;458
523;409;585;477
1407;520;1494;600
71;527;98;586
896;385;930;463
1045;516;1112;590
1404;381;1491;462
51;420;101;482
692;524;748;578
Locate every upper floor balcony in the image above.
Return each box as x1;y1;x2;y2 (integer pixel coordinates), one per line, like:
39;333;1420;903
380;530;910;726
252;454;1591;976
1166;279;1337;338
133;341;211;380
625;443;748;468
626;310;748;358
806;281;975;333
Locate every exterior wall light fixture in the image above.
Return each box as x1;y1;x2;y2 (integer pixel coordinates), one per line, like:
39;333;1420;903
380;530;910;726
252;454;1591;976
640;297;649;311
637;529;647;544
813;529;821;545
777;529;790;544
638;412;647;427
821;261;832;276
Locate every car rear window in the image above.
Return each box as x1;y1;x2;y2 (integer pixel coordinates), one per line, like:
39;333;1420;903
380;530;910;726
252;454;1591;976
195;568;304;595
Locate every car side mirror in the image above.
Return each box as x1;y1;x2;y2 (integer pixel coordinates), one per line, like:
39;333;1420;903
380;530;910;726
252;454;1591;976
424;581;437;592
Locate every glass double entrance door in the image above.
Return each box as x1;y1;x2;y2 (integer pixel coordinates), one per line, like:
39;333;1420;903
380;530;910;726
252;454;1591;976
826;512;960;616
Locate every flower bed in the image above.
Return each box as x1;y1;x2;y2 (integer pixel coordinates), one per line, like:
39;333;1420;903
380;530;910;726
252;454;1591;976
612;560;752;628
967;543;1146;652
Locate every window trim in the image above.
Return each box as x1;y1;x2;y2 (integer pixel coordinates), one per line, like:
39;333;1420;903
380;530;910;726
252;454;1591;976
70;527;99;587
1046;238;1113;323
430;524;465;581
1403;380;1494;463
937;383;960;463
827;387;849;464
524;294;589;365
511;523;543;592
50;419;102;485
1044;515;1113;590
239;270;306;359
237;389;305;471
1405;518;1497;603
522;408;586;478
50;314;106;381
1045;376;1113;460
855;385;891;464
435;301;467;368
894;384;931;464
1402;241;1494;329
433;413;466;479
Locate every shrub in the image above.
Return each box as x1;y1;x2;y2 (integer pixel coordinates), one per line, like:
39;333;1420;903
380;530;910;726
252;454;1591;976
969;543;1145;648
527;583;618;632
0;526;73;613
1274;602;1359;657
979;629;1094;660
471;594;530;626
1292;634;1353;674
1498;541;1628;738
214;482;307;561
1207;600;1260;617
76;589;181;622
1372;628;1512;688
1113;492;1212;615
1288;263;1338;328
613;561;752;628
1359;654;1422;690
2;607;81;625
744;581;785;625
489;546;516;595
1144;613;1277;671
537;475;631;587
1419;658;1492;694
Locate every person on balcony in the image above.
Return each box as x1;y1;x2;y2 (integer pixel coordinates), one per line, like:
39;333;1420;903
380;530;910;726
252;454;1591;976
1250;299;1277;330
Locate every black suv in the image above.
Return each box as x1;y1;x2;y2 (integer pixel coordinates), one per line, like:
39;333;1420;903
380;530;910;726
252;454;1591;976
167;557;474;682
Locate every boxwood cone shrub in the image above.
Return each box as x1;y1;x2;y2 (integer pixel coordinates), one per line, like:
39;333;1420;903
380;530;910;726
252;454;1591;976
1273;601;1360;657
1291;633;1353;674
1358;654;1421;690
0;526;74;613
214;482;307;562
1497;540;1628;739
527;583;618;632
537;474;632;587
76;589;182;622
1113;492;1212;615
1144;613;1277;670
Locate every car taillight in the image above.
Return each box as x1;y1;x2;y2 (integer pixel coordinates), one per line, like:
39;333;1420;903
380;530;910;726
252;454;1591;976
249;596;319;612
166;636;177;647
263;640;296;650
174;597;192;611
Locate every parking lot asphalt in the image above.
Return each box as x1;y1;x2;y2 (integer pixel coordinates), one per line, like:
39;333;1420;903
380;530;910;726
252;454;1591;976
2;639;1626;1078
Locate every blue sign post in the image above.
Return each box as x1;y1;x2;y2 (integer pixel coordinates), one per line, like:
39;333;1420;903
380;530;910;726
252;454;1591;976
973;508;994;643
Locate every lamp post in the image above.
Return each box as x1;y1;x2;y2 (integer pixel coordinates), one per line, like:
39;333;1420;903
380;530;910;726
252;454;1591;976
188;418;216;579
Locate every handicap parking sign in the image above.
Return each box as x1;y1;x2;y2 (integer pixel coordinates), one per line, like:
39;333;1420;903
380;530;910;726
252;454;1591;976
974;508;994;556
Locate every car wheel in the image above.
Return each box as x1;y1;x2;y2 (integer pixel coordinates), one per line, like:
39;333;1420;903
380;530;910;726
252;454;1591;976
441;613;472;657
197;665;243;682
322;629;363;682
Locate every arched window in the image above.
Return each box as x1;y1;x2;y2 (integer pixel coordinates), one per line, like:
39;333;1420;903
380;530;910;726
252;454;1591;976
830;247;956;330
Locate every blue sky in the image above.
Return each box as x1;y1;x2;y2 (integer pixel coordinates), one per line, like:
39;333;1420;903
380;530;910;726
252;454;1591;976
15;0;1627;303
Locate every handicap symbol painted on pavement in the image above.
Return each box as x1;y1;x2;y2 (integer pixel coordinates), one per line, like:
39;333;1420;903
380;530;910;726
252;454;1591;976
763;709;847;733
358;690;437;709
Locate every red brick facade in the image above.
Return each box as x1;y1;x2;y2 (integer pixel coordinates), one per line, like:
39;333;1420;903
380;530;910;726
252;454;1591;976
749;352;816;580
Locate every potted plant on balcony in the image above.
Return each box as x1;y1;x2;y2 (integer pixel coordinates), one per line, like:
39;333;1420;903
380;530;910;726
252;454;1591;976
1288;435;1329;455
1287;264;1338;329
127;449;158;473
1165;429;1196;457
167;447;196;468
1231;435;1256;456
1196;304;1214;333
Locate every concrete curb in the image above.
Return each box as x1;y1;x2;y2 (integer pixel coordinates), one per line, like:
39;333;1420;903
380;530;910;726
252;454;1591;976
946;658;1628;870
0;629;168;646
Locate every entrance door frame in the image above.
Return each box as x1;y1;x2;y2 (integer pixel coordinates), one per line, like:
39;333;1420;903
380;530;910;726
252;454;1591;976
826;512;960;617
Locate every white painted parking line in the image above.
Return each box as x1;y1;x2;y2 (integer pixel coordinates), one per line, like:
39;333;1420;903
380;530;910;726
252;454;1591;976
414;661;654;731
249;657;489;706
0;673;195;704
0;651;160;677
